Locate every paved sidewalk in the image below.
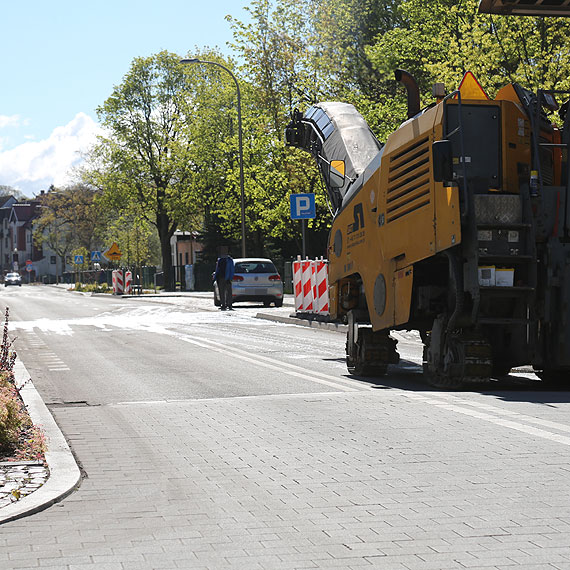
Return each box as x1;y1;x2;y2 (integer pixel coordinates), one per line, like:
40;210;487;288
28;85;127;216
2;389;570;568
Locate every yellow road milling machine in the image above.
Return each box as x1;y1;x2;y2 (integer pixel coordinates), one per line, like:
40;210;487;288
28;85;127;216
286;66;570;388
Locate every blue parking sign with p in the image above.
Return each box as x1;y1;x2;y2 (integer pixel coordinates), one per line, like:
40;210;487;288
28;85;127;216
290;193;316;220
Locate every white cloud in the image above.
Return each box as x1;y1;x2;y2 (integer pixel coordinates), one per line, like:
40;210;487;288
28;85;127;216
0;113;102;196
0;114;24;129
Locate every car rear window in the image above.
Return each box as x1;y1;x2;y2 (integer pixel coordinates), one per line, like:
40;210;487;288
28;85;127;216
235;262;277;274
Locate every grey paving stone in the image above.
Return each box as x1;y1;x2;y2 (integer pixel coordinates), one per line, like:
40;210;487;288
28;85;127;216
0;390;570;569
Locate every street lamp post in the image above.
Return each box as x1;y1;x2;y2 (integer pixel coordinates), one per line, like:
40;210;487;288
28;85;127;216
180;58;246;258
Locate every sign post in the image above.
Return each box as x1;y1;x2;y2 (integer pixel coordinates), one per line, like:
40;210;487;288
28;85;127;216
74;255;84;285
290;193;316;258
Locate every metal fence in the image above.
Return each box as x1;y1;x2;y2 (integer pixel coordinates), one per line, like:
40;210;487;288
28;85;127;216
60;260;295;293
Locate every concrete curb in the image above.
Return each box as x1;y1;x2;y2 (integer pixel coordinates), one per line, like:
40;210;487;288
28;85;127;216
255;312;348;333
0;359;81;524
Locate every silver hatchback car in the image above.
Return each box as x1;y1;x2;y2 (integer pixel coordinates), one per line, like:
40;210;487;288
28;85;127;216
214;258;283;307
4;272;22;287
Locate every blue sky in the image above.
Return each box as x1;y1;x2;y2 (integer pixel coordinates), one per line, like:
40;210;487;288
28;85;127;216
0;0;251;196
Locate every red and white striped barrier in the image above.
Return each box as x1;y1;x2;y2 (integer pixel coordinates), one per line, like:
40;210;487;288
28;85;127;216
293;257;329;315
293;258;303;311
301;259;314;313
124;271;132;294
112;270;124;295
313;259;329;315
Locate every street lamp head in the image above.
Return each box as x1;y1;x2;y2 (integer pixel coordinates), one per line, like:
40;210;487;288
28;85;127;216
180;58;200;64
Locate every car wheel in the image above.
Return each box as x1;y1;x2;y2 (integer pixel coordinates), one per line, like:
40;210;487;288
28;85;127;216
263;300;271;308
275;299;283;307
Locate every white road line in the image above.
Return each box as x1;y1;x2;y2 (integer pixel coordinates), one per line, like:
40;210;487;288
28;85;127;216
177;334;368;393
407;394;570;446
451;397;570;434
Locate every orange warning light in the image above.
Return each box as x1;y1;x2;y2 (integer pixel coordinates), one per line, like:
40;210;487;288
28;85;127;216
456;71;489;101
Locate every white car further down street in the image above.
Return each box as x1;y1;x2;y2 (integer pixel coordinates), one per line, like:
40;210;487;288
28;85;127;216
214;258;283;308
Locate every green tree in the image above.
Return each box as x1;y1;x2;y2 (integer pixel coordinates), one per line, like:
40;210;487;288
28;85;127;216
365;0;570;137
104;212;160;268
34;184;103;282
0;185;27;200
83;51;201;291
227;0;336;259
177;53;246;258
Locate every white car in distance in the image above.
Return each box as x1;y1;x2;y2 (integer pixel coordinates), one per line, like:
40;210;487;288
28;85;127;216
214;258;283;308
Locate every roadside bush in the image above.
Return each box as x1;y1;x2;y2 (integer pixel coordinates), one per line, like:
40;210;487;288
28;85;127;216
0;378;22;450
0;308;46;461
74;282;111;293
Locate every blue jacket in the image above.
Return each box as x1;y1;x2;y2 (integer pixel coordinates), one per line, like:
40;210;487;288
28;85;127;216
214;256;235;281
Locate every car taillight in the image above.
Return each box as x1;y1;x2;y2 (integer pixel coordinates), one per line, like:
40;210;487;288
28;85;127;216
232;275;244;281
269;274;281;281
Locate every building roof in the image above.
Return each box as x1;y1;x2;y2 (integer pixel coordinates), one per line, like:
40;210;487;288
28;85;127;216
9;202;41;223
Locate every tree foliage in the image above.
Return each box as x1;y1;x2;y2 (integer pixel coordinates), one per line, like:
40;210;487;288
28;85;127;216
83;51;201;290
77;0;570;280
226;0;338;260
366;0;570;135
0;185;27;200
33;184;104;280
104;211;160;268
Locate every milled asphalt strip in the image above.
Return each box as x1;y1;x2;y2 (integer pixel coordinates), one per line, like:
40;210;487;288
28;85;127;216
408;393;570;447
177;334;369;392
0;358;81;524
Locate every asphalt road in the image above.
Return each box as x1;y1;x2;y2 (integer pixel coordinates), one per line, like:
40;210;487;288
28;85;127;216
5;285;386;404
1;284;570;569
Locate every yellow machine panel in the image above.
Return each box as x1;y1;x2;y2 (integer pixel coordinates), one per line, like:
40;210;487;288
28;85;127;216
328;101;461;331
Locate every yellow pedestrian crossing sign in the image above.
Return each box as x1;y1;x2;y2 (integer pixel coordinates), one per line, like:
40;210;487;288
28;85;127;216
103;242;122;261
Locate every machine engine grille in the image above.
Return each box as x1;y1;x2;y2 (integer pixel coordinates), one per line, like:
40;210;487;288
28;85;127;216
386;136;431;223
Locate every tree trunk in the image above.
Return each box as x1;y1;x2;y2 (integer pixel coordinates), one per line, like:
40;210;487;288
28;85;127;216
157;211;174;291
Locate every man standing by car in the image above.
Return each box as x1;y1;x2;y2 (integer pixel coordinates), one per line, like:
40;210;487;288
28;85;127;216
214;251;235;310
